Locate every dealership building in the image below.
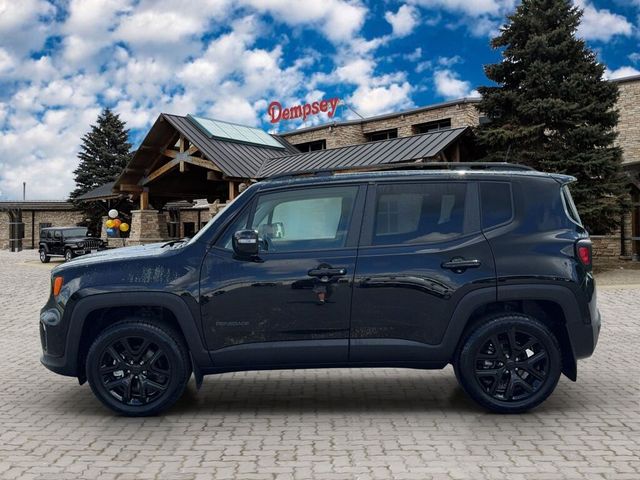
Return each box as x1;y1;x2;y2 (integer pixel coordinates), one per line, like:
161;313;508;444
1;76;639;258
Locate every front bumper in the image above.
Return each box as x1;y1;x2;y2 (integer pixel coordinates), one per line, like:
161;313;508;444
39;306;77;377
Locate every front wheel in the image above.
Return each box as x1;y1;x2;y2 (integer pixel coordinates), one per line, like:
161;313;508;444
86;320;191;416
39;248;50;263
64;249;74;262
454;314;562;413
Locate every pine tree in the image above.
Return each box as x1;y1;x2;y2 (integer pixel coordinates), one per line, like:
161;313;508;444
70;109;133;231
476;0;628;234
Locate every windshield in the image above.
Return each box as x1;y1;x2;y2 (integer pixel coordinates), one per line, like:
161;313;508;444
62;228;88;238
187;184;255;244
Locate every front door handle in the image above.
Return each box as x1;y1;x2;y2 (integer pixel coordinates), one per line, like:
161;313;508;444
308;267;347;279
441;258;481;272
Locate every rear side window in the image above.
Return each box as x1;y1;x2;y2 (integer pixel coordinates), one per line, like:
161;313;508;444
372;183;471;245
480;182;513;229
562;185;582;225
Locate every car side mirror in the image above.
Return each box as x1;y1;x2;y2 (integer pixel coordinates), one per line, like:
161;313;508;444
232;229;259;257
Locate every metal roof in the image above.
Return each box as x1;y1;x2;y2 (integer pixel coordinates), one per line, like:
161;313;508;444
162;114;298;178
257;127;469;178
75;181;118;201
0;201;77;210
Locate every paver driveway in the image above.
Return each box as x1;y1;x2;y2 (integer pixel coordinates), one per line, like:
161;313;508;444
0;250;638;480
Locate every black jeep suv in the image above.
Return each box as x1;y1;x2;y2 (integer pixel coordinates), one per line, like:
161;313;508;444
39;167;600;416
39;227;106;263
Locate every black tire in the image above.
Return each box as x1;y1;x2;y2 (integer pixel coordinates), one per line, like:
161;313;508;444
39;248;50;263
454;314;562;414
64;249;74;262
86;319;191;416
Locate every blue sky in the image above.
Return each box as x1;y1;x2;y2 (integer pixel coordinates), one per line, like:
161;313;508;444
0;0;639;199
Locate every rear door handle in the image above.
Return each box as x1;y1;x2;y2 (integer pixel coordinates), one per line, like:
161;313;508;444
441;258;481;271
308;268;347;277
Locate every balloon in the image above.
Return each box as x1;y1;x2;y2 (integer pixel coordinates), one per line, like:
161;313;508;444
119;223;130;232
105;219;114;228
113;219;122;228
106;228;117;237
108;209;118;219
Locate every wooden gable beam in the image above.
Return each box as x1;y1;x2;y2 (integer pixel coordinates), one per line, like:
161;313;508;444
141;158;180;185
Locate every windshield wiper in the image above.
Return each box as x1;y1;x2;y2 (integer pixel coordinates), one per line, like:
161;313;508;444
161;238;189;248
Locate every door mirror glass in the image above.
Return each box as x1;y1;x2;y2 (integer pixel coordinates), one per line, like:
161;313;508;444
232;229;259;257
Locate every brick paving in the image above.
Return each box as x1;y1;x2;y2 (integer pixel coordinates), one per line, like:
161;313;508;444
0;250;638;480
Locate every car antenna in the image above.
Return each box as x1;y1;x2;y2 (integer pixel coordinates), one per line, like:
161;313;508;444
504;143;512;162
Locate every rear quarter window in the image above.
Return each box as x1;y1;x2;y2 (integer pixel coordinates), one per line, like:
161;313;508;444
480;182;513;229
562;185;582;226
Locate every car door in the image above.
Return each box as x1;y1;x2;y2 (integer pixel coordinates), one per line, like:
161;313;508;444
200;184;365;367
52;230;63;254
350;180;496;363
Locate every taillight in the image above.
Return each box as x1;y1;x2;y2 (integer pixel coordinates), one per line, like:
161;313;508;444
576;243;591;266
52;276;64;297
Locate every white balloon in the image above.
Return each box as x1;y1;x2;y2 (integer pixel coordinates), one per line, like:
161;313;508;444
108;209;118;219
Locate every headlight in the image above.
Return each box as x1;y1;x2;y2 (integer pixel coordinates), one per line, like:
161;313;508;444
78;242;84;248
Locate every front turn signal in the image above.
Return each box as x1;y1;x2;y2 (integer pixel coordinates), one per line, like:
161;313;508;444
53;277;64;297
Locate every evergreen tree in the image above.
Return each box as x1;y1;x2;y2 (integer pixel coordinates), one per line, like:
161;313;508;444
476;0;628;233
70;108;133;231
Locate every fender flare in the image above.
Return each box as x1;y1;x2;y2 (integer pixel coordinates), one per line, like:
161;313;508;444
438;284;580;380
64;291;210;377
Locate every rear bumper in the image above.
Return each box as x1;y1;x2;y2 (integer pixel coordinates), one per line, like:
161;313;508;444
568;308;601;360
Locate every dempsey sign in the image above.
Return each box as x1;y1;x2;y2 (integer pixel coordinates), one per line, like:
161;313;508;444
268;97;340;124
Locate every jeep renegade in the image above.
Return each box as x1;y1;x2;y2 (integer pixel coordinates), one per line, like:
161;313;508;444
39;166;600;416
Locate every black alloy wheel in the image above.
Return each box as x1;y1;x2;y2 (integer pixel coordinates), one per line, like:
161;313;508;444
86;320;191;416
455;314;561;413
39;248;50;263
97;336;171;406
64;249;74;262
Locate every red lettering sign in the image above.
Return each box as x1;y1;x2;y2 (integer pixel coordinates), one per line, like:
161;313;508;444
268;97;341;123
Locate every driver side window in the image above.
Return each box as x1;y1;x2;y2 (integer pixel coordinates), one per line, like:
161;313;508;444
218;186;358;253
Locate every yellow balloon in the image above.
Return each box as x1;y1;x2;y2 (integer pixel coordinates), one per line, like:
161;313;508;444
119;223;130;232
105;219;114;228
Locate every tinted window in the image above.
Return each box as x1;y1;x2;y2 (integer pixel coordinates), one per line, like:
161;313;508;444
480;182;513;229
53;231;61;239
219;186;358;252
372;183;470;245
562;185;582;225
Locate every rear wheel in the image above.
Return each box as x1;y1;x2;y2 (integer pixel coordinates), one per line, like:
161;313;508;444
86;320;191;416
39;248;50;263
64;249;74;262
454;314;562;413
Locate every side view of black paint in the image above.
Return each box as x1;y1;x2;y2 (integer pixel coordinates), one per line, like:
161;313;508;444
39;166;601;416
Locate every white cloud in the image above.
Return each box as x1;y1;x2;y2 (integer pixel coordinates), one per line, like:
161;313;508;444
433;69;479;99
241;0;367;43
385;5;420;37
349;82;413;117
575;0;632;42
604;66;640;80
410;0;515;17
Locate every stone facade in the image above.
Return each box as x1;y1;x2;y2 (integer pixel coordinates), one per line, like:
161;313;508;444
614;77;640;165
282;100;481;149
127;210;169;246
0;206;83;250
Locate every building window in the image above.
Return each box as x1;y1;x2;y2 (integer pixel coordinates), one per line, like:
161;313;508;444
294;139;326;152
167;210;180;238
366;129;398;142
183;222;196;237
413;118;452;134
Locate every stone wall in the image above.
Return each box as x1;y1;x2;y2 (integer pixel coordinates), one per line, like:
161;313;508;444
616;79;640;165
127;210;169;246
283;101;481;150
0;208;84;250
0;212;9;250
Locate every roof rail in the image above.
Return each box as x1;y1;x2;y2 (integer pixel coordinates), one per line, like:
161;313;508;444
265;161;534;180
